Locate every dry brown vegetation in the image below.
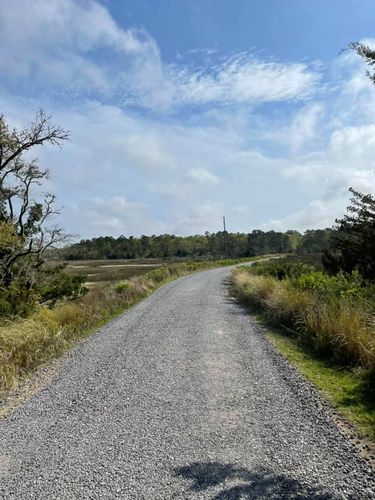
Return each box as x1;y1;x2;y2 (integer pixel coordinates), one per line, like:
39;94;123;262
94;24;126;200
66;259;164;289
232;269;375;371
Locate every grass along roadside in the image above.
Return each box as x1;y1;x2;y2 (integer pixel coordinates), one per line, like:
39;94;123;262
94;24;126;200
231;268;375;446
267;328;374;442
0;257;262;402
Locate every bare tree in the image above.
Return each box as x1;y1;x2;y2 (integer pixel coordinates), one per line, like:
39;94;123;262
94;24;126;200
0;111;70;287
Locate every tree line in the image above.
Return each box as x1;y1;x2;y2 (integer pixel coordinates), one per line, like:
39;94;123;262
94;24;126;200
61;228;333;260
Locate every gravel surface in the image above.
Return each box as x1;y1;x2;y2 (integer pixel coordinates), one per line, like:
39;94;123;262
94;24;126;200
0;267;374;499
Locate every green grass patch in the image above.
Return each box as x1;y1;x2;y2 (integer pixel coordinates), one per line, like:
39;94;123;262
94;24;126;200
265;327;375;441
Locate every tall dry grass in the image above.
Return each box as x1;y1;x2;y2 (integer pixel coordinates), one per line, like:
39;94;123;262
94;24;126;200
0;273;156;393
232;269;375;370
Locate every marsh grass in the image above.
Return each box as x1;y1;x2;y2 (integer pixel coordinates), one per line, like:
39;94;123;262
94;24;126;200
66;259;163;287
232;269;375;370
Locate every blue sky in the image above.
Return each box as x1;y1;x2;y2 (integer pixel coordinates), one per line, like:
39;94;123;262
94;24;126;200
1;0;375;238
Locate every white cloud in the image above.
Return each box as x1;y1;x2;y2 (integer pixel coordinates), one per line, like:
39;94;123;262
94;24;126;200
168;55;320;107
262;198;342;232
187;168;219;186
0;0;321;110
329;125;375;169
172;202;224;234
287;103;324;153
121;134;176;172
13;99;297;236
0;0;146;53
283;124;375;188
71;195;167;238
268;123;375;230
0;0;157;93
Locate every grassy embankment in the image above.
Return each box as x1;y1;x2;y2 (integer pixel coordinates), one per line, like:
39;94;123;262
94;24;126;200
0;257;259;399
232;257;375;441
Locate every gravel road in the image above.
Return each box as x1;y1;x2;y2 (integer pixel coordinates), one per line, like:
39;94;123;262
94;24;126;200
0;267;374;499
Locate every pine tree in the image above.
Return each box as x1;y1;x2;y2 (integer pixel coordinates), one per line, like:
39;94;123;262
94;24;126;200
323;188;375;281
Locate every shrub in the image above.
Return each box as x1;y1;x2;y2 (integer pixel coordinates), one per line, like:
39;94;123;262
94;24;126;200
114;281;130;293
0;284;37;319
147;267;171;283
251;261;315;280
37;272;88;304
232;268;375;371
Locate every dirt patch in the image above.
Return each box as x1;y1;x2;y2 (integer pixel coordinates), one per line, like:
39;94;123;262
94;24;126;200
0;357;65;420
330;411;375;470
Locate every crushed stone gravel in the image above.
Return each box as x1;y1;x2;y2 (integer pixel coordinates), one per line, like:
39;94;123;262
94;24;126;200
0;266;374;499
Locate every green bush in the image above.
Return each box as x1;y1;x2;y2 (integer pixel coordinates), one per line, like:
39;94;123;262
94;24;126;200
0;298;12;317
114;281;130;293
250;260;375;305
0;284;37;318
0;266;88;319
252;260;314;280
291;270;375;303
147;267;171;283
37;272;88;305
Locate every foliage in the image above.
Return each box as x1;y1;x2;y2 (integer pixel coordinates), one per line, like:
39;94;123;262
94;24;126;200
252;258;375;300
0;111;75;317
349;41;375;85
232;267;375;371
0;283;38;317
37;270;87;304
147;267;171;283
291;270;371;300
323;188;375;281
296;229;333;255
60;229;333;261
251;260;315;280
114;281;130;293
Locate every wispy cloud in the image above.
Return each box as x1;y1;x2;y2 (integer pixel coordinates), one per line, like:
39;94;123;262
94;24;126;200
165;55;320;107
0;0;321;111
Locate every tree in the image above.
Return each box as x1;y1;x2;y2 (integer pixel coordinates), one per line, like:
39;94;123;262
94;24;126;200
322;188;375;281
296;229;332;255
349;42;375;84
0;111;84;315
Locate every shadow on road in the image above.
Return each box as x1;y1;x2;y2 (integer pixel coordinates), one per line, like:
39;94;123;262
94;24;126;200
174;462;335;499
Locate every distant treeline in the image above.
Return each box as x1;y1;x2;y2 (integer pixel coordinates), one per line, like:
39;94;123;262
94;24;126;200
62;229;333;260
